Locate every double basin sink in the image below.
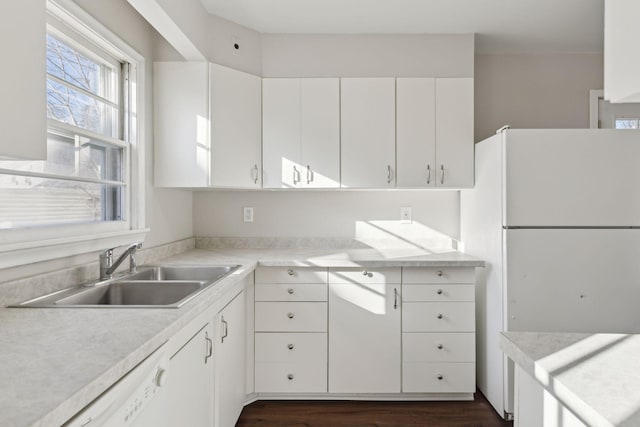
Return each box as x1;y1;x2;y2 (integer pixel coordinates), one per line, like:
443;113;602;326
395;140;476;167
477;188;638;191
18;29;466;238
11;265;240;309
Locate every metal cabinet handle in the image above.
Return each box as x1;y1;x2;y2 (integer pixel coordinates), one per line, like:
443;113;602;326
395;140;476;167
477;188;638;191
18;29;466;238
426;164;431;184
387;165;392;184
287;374;294;380
288;344;295;350
362;270;373;278
437;374;444;381
306;165;314;184
440;164;445;185
287;269;295;276
437;289;443;295
221;317;228;343
437;270;444;277
393;288;399;310
252;164;259;184
287;288;295;295
437;313;443;319
288;313;295;319
437;344;443;350
293;166;300;184
205;331;213;364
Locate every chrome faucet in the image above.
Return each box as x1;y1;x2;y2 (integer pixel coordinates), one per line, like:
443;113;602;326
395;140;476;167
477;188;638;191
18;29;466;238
99;243;143;281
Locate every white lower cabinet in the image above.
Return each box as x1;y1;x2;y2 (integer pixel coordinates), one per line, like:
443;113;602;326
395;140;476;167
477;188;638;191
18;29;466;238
168;323;215;427
328;269;402;393
215;290;246;427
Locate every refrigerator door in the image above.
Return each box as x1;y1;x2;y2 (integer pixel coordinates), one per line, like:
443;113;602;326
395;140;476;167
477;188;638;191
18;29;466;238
505;228;640;333
504;129;640;227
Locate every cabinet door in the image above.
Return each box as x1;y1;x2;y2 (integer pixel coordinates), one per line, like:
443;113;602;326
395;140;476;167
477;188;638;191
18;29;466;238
154;62;209;187
210;64;262;188
215;291;246;427
0;0;46;160
168;323;215;427
300;78;340;188
262;79;301;188
341;78;396;188
328;282;401;393
435;78;474;188
396;78;436;188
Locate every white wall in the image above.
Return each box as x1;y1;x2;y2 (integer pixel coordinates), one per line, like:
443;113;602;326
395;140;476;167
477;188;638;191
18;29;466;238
475;53;604;141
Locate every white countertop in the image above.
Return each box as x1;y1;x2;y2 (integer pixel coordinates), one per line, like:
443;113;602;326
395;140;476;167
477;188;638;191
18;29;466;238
501;331;640;427
1;247;482;427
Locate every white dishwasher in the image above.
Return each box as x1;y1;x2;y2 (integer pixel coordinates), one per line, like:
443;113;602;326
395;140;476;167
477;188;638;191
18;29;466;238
64;344;170;427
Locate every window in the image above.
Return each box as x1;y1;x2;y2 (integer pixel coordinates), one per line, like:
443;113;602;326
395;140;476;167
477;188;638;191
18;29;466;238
614;118;640;129
0;4;132;230
0;0;146;268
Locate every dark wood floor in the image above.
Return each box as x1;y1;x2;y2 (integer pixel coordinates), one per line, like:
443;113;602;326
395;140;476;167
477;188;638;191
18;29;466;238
236;392;513;427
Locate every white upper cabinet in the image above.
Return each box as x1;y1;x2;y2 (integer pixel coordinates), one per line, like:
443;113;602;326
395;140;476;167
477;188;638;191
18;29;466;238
604;0;640;103
262;78;339;188
154;62;262;188
0;0;46;160
397;78;436;187
210;64;262;188
340;78;396;188
397;77;474;189
435;78;474;188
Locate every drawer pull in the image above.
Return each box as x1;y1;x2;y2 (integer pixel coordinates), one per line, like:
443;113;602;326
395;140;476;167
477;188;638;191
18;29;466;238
288;313;295;319
288;344;295;350
437;314;443;319
437;374;444;381
436;270;444;277
287;269;295;276
437;344;443;350
437;289;443;295
287;288;295;295
287;374;294;380
363;270;373;278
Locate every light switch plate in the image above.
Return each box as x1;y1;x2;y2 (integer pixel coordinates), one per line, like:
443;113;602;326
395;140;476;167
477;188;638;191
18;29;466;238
400;207;412;224
243;207;254;223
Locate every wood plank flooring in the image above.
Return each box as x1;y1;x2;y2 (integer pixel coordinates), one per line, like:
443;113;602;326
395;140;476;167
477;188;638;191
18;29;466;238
236;392;513;427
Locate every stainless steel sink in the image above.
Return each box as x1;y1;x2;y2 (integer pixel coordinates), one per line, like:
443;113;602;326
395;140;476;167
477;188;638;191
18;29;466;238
10;264;240;308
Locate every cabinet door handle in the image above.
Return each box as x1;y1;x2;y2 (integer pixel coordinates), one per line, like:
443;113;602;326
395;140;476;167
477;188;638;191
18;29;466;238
437;289;443;295
362;270;373;278
287;288;295;295
393;287;399;310
288;313;295;319
437;374;444;381
293;166;301;184
221;317;228;343
387;165;392;184
288;344;295;350
287;374;294;380
252;164;259;184
426;164;431;184
306;165;314;184
437;313;443;319
440;164;445;185
205;331;213;364
437;344;444;350
436;270;444;277
287;269;295;276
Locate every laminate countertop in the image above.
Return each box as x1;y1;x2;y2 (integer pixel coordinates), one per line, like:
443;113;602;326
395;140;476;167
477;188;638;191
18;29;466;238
501;331;640;427
1;248;483;427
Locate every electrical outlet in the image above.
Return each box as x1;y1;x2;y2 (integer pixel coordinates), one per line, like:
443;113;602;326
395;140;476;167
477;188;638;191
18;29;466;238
243;207;254;223
400;207;412;224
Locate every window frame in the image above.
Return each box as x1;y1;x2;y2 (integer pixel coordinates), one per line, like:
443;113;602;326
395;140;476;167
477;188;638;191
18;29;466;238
0;0;147;269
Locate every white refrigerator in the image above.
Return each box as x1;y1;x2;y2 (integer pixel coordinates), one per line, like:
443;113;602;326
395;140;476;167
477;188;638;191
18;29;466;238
461;129;640;420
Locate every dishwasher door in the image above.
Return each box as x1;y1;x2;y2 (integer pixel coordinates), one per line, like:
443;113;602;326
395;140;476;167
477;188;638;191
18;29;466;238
64;344;170;427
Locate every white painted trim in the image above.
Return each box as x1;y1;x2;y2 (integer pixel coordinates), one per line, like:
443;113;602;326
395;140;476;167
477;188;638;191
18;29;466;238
0;228;149;269
589;89;604;129
126;0;206;61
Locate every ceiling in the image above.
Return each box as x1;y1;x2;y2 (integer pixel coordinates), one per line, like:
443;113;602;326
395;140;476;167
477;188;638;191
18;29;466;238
199;0;604;54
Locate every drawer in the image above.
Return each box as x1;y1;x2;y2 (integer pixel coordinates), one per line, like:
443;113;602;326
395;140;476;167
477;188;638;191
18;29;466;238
403;302;475;332
403;333;475;363
255;333;327;363
256;267;328;284
255;283;328;302
255;302;327;332
255;362;327;393
402;284;474;302
329;268;401;284
402;268;475;284
402;362;475;393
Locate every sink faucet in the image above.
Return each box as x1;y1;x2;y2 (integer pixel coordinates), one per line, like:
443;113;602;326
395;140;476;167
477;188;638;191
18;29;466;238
99;243;143;281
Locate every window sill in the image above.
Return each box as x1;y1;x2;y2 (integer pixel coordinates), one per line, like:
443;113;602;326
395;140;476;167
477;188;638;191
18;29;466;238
0;228;149;269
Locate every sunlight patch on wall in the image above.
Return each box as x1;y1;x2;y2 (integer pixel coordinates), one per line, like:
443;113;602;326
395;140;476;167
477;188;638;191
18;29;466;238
355;220;455;257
